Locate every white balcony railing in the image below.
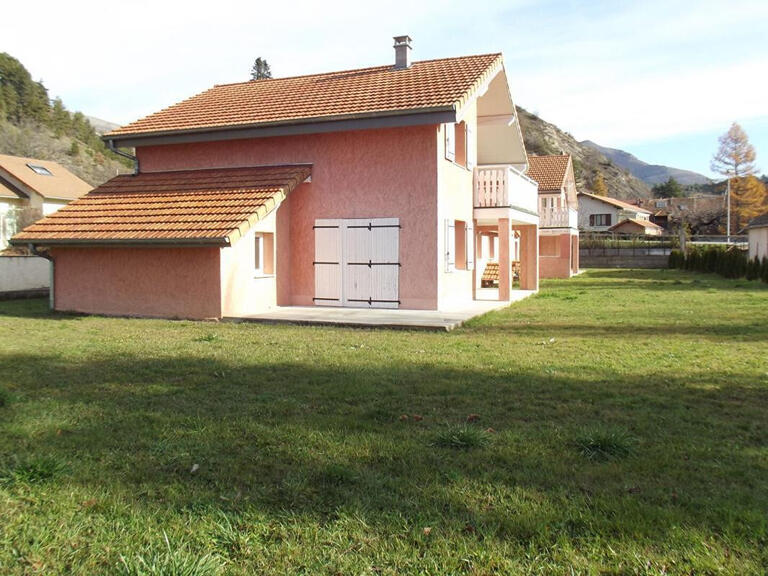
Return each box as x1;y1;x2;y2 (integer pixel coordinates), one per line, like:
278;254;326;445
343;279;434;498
474;164;538;215
540;207;578;229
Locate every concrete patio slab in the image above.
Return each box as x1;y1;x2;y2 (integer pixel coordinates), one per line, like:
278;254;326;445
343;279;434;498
226;290;535;331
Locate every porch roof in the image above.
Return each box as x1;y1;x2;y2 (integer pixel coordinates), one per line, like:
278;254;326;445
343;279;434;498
12;164;311;246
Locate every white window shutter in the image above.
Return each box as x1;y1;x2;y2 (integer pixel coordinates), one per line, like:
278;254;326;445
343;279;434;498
466;223;474;271
467;124;476;169
445;219;456;272
445;123;455;162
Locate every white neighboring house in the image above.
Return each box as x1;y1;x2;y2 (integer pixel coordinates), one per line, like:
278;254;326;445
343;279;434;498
577;192;653;232
747;212;768;260
0;154;92;249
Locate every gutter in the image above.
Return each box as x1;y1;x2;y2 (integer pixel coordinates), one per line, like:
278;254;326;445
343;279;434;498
27;243;54;310
106;139;139;174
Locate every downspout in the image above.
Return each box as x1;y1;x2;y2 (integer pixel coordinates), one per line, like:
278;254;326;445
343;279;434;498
106;139;139;174
28;243;54;310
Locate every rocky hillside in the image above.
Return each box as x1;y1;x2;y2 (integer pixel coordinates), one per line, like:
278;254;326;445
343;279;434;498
582;140;710;186
517;106;651;200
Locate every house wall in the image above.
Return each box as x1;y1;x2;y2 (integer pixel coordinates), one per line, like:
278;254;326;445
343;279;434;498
538;231;576;279
749;227;768;260
51;246;222;319
137;126;439;310
437;100;477;307
578;195;620;231
220;207;280;316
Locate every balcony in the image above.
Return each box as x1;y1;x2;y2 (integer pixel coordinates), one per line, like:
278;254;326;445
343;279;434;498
540;207;578;229
474;164;539;217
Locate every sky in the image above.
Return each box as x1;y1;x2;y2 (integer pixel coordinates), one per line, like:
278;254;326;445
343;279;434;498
2;0;767;178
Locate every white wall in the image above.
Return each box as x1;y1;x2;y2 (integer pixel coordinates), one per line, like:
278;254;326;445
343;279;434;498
749;227;768;260
219;208;279;317
578;195;620;231
0;256;50;292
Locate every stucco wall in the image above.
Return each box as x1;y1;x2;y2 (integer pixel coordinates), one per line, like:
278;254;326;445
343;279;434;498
137;126;439;310
578;195;620;230
220;207;280;316
749;227;768;260
0;256;50;293
51;247;222;319
437;101;477;307
539;232;574;279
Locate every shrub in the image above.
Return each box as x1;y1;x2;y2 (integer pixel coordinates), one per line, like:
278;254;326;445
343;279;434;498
433;425;492;450
574;427;635;462
671;246;749;280
746;257;761;281
761;257;768;284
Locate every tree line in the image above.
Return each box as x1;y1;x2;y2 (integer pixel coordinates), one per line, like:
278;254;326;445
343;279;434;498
0;52;130;165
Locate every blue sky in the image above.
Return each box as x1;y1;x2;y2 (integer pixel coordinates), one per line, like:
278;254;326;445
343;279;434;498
2;0;766;178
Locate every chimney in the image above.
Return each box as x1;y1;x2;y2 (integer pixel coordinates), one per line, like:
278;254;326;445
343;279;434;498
393;35;412;69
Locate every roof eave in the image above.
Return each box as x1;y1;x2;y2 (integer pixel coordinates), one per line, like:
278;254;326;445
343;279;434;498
104;106;458;148
11;236;232;248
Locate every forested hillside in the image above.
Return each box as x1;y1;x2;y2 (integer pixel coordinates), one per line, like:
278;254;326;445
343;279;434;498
0;53;130;186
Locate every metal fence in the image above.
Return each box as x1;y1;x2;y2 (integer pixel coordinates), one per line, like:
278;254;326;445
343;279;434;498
579;232;747;256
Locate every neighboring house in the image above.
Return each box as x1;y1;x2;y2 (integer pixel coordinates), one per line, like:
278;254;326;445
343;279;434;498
637;195;725;233
578;192;652;232
13;38;540;320
0;154;91;249
608;218;663;236
747;212;768;260
527;154;579;278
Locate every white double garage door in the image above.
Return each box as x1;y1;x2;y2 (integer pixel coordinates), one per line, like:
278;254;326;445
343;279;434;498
314;218;400;309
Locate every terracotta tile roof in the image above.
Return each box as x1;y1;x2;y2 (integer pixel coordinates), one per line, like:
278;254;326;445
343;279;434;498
12;165;310;246
578;191;652;214
526;154;571;192
0;154;92;201
608;218;663;231
106;54;502;138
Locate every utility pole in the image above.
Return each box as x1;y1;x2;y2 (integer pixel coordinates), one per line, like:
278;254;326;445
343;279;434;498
726;177;731;243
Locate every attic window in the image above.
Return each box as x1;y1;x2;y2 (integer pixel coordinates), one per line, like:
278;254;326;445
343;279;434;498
27;164;53;176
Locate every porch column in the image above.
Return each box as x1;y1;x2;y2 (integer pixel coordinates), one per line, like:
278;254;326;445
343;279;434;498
472;219;478;301
498;218;511;301
572;233;580;273
518;224;539;291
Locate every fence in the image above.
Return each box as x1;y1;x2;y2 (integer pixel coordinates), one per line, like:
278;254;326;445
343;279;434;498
580;232;748;257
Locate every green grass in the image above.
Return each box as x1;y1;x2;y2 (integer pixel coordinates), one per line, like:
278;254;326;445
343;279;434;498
0;269;766;574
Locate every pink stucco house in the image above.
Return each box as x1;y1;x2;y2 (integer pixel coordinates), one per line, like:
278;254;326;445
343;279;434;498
13;37;540;320
526;154;579;278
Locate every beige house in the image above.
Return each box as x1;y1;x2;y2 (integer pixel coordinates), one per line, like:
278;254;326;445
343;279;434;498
578;192;653;232
747;212;768;260
0;154;91;249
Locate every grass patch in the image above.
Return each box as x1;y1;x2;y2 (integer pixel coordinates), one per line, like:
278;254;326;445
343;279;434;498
432;425;493;449
0;455;67;486
0;269;766;574
573;426;636;461
117;534;223;576
0;385;10;407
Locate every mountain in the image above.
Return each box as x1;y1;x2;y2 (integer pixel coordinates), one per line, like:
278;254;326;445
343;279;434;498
581;141;711;187
516;107;651;200
86;116;121;136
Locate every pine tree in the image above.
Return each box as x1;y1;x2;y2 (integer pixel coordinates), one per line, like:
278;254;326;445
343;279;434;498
652;177;683;198
592;172;608;196
250;57;272;80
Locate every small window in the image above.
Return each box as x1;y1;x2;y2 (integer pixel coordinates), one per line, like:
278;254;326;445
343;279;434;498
27;164;53;176
444;123;456;162
589;214;612;227
254;232;275;276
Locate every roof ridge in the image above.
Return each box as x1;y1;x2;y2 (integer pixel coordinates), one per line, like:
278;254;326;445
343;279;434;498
211;52;503;88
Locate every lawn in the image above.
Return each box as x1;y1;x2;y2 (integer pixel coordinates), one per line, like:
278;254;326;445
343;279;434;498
0;269;766;575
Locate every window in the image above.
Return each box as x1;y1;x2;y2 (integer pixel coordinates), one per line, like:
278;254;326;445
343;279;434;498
445;219;474;272
589;213;612;227
254;232;274;275
444;123;455;162
27;164;53;176
455;122;467;168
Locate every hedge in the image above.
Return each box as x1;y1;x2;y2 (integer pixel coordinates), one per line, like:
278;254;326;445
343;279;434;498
668;246;767;282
